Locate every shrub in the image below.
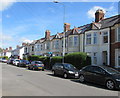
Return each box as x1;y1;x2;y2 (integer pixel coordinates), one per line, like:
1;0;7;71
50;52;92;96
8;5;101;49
28;55;41;61
0;56;8;60
50;56;63;69
64;52;91;70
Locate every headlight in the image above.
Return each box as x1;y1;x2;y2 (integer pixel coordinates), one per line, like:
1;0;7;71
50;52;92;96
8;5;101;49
116;79;120;81
68;71;75;74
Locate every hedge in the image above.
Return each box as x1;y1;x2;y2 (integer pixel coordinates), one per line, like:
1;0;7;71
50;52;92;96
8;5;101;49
64;52;91;69
27;52;91;70
0;56;8;60
28;55;41;61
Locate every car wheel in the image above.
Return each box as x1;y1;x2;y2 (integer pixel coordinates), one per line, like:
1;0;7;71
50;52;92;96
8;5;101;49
33;67;35;70
79;75;85;83
106;80;115;90
63;73;68;79
52;70;56;75
42;69;44;71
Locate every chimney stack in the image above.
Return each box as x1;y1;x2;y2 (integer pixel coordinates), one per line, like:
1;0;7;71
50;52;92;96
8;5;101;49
95;9;104;22
17;45;20;49
64;23;70;32
9;47;12;51
6;48;8;51
45;30;50;39
22;43;26;46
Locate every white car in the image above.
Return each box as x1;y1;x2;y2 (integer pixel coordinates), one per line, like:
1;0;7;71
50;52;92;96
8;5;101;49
2;59;8;63
13;59;20;66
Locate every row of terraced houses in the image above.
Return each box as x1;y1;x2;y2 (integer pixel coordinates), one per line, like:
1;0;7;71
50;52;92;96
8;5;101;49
1;9;120;68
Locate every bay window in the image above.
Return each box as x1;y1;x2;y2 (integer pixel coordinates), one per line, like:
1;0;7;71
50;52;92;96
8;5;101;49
69;37;73;47
74;36;78;46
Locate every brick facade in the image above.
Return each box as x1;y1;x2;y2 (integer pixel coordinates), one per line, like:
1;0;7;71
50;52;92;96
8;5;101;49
110;27;120;67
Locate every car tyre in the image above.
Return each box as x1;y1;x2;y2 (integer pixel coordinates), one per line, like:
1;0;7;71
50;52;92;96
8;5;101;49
52;70;56;76
63;73;68;79
79;75;85;83
106;80;115;90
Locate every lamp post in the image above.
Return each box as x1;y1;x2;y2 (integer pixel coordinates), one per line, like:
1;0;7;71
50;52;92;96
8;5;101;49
53;0;66;63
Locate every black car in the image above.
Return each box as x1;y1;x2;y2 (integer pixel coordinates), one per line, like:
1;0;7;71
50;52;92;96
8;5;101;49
52;63;79;79
18;60;30;67
79;65;120;90
27;61;44;71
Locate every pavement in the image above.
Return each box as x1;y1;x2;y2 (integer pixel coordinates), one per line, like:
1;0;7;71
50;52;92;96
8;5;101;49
1;62;119;96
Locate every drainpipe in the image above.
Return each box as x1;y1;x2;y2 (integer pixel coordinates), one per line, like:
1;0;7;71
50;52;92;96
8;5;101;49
83;32;85;52
109;26;111;67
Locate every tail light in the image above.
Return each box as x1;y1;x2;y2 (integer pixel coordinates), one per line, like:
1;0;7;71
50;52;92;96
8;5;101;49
34;64;37;66
42;64;44;67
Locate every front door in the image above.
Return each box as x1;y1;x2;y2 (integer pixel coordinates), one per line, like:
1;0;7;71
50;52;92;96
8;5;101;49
103;51;108;65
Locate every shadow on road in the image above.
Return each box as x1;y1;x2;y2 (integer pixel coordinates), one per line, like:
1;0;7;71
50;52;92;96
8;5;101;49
47;73;64;79
70;79;120;91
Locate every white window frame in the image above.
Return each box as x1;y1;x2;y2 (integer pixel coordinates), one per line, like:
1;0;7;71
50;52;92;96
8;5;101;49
74;36;78;46
86;34;91;45
116;27;120;42
69;36;73;47
93;32;97;44
103;32;108;44
93;52;97;65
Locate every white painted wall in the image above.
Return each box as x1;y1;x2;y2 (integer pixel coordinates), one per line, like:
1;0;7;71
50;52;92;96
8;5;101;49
85;28;110;66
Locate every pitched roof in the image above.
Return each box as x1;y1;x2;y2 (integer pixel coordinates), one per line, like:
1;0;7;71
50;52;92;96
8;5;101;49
99;15;120;29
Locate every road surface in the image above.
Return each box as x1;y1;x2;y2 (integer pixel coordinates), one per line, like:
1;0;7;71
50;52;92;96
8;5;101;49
1;62;119;96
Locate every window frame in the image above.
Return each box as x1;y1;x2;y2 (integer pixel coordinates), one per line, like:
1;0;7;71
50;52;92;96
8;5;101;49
103;32;108;44
86;34;92;45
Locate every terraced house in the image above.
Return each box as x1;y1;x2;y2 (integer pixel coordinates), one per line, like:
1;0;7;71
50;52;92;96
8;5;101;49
4;9;119;68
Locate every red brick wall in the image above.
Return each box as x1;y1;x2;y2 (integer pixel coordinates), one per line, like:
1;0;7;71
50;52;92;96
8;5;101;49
110;28;120;67
110;28;115;67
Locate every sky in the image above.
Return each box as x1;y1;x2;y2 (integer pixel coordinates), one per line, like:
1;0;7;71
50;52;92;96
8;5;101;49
0;0;119;49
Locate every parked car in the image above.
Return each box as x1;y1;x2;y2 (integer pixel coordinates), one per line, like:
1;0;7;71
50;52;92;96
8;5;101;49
18;60;30;67
7;58;14;64
79;65;120;90
0;58;3;62
52;63;79;79
13;59;20;66
27;61;44;71
1;58;7;63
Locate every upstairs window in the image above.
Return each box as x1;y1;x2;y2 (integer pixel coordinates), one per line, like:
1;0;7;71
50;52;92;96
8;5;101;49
32;46;34;51
118;56;120;66
46;42;50;50
93;53;97;65
116;27;120;42
74;36;78;46
69;37;73;47
37;45;40;51
93;32;97;44
86;34;91;45
40;44;42;50
103;32;108;43
55;40;59;49
118;27;120;42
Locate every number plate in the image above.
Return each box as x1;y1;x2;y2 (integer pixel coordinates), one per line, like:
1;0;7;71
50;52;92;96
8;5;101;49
38;67;42;69
75;74;78;77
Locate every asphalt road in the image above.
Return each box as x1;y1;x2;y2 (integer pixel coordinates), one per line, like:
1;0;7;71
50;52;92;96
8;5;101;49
1;62;119;96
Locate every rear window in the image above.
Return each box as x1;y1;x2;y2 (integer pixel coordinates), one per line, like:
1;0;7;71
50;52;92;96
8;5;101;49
16;60;20;62
35;61;43;64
